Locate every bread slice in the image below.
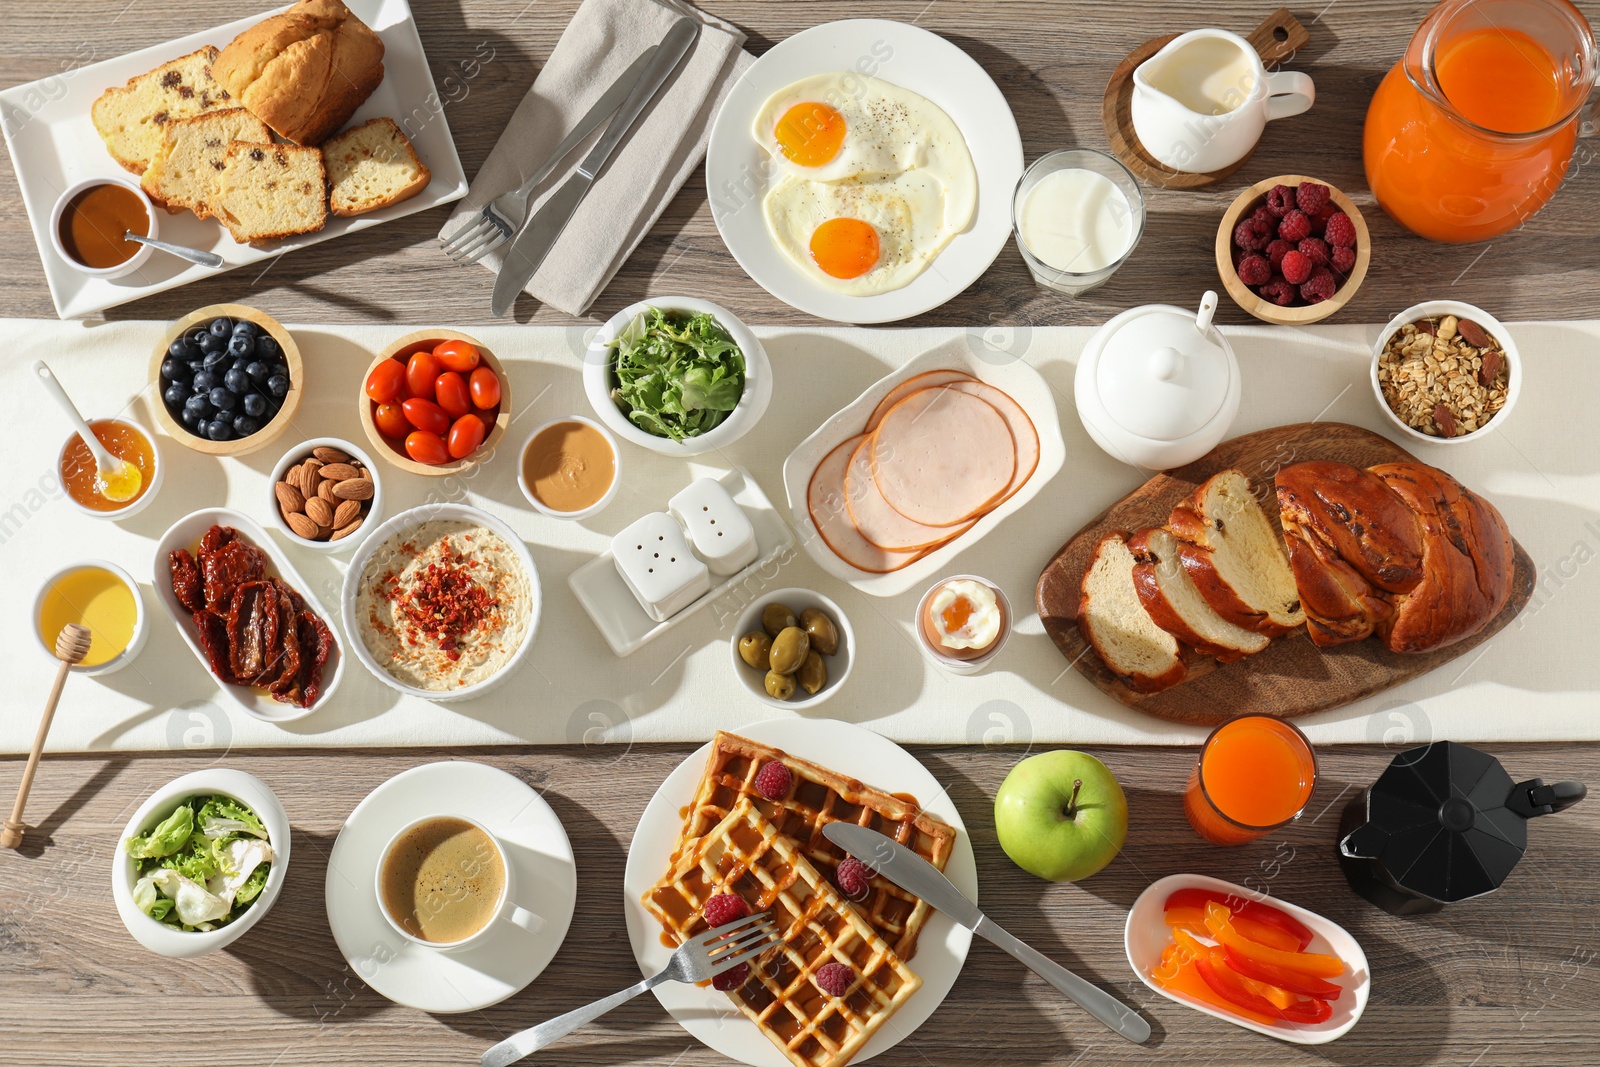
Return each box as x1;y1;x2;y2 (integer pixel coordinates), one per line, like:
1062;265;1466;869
1129;526;1269;662
1168;470;1306;636
324;118;430;216
1079;532;1186;693
142;108;272;219
91;46;231;174
215;142;328;242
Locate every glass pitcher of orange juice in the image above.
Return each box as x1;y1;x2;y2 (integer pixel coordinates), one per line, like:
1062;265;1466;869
1364;0;1596;242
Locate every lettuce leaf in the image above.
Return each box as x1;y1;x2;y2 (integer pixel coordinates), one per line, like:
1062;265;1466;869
198;796;267;840
607;308;746;441
125;804;194;859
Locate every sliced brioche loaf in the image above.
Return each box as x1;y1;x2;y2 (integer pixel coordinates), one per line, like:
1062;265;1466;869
142;108;272;219
1168;469;1305;636
324;118;430;216
1079;532;1186;693
1129;526;1269;662
91;47;231;173
216;142;327;242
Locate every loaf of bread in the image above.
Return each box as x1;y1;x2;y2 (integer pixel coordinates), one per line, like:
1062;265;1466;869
1168;470;1306;636
142;108;272;219
1129;526;1268;662
211;0;385;146
1079;532;1186;693
215;142;328;242
323;118;430;215
91;47;232;173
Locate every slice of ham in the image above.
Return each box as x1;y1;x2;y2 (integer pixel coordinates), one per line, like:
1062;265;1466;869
942;379;1039;503
807;436;927;573
844;436;973;551
865;369;977;432
871;385;1016;528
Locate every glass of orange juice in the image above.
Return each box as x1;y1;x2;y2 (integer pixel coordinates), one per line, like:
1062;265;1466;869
1184;714;1317;846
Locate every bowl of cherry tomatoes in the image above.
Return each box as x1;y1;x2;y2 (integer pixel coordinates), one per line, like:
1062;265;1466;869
358;330;510;477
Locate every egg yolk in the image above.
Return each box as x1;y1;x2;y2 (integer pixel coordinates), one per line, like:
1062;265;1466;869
809;218;881;279
775;102;847;166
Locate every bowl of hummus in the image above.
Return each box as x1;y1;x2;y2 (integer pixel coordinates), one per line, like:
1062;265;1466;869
342;504;540;700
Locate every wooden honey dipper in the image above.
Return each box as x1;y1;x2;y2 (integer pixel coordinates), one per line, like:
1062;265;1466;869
2;623;92;850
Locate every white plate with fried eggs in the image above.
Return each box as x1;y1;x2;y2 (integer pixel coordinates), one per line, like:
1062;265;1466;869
706;19;1022;323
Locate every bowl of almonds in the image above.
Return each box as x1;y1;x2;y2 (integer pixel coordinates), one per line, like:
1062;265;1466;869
267;438;384;552
1371;300;1521;446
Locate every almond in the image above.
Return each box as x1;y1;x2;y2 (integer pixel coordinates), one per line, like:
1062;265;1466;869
333;499;363;528
274;481;305;515
284;465;304;497
317;462;361;482
332;477;375;501
1457;318;1493;349
312;446;350;464
305;496;334;527
286;511;322;540
1478;347;1504;388
1433;401;1459;438
318;479;337;502
359;466;372;481
331;520;363;541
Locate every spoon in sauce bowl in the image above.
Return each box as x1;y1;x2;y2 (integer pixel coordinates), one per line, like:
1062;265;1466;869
33;361;142;504
123;232;223;268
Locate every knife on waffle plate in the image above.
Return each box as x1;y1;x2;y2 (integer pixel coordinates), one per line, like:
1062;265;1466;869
823;822;1152;1044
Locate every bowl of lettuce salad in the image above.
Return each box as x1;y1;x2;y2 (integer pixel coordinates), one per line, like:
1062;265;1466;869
111;769;290;958
584;297;772;456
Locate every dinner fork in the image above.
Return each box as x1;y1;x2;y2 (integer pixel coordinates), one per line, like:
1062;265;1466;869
440;45;660;266
480;911;781;1067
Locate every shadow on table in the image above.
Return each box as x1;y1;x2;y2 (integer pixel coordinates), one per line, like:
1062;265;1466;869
10;757;130;860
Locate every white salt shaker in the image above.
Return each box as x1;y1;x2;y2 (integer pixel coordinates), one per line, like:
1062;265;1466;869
669;479;758;577
611;511;711;622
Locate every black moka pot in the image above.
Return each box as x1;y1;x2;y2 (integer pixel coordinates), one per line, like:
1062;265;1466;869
1338;741;1585;915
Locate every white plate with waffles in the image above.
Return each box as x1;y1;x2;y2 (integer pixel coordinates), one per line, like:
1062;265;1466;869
621;717;977;1067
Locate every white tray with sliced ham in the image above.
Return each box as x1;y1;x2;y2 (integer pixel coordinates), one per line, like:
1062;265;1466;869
781;340;1064;595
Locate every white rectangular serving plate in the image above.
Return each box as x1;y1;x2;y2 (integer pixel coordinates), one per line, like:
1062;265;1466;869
780;338;1065;597
152;507;346;723
569;467;794;657
0;0;468;319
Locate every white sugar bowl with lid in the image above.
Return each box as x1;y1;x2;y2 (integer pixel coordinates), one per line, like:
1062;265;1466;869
1075;290;1241;470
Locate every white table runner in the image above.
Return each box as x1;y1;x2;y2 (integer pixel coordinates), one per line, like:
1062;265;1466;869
3;317;1595;755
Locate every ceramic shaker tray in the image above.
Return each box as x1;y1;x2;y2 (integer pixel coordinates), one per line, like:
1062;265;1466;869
1035;423;1535;725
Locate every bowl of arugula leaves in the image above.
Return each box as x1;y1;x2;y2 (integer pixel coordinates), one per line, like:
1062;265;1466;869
584;297;771;456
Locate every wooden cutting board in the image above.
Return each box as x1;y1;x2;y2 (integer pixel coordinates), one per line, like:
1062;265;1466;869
1035;423;1536;726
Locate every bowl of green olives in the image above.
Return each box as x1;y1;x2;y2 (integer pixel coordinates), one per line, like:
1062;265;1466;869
730;589;853;709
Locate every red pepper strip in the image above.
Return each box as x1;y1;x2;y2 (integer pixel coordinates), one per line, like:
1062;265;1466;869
1205;902;1346;978
1224;945;1343;1000
1163;906;1302;953
1153;947;1277;1026
1196;957;1334;1025
1165;888;1314;950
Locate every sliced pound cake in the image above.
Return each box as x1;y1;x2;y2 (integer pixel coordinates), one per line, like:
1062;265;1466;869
92;47;231;173
142;108;272;219
216;143;327;243
323;118;430;216
1129;526;1269;663
1079;532;1186;693
1168;469;1306;636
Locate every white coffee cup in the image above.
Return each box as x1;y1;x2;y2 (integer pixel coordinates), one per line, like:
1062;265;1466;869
375;814;544;952
1130;28;1314;173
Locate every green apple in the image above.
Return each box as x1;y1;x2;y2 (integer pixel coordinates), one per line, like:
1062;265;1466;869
994;750;1128;881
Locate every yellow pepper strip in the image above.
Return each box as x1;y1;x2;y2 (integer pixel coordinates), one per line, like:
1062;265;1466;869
1204;901;1345;978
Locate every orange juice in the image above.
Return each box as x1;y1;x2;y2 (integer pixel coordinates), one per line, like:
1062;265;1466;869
1185;715;1316;846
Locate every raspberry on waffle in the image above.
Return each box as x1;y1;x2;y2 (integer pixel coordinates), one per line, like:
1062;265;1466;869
671;732;957;960
647;799;923;1067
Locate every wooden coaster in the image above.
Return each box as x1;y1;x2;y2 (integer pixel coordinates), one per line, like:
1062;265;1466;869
1101;8;1311;190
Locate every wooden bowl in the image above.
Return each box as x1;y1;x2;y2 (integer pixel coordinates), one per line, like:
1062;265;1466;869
357;329;511;477
148;303;303;457
1214;175;1371;326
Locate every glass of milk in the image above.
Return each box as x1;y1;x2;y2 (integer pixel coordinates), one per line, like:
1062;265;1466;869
1012;149;1144;296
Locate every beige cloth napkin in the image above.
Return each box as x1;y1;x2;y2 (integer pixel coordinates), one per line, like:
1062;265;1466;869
441;0;751;316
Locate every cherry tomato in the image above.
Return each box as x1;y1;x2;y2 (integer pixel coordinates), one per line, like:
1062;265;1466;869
447;413;487;459
406;351;442;400
401;397;450;436
469;366;502;409
365;359;405;403
374;401;411;439
404;430;450;465
435;371;472;419
433;339;481;373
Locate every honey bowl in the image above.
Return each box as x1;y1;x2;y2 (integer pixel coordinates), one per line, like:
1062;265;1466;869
57;417;163;520
33;560;148;676
48;176;158;279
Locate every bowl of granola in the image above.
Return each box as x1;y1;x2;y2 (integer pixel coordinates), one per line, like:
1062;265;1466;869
1371;301;1520;445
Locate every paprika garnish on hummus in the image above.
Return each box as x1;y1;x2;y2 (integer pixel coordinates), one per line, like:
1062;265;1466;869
354;519;532;691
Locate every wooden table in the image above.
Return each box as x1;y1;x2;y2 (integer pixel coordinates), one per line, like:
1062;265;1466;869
4;3;1600;1065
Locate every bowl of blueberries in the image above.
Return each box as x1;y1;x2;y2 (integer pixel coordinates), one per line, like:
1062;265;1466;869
149;303;302;456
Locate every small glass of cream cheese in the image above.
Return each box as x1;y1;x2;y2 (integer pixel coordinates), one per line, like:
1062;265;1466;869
915;575;1013;674
1012;149;1144;296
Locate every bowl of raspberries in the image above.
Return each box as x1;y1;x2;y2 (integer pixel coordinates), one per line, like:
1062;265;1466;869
1215;175;1370;324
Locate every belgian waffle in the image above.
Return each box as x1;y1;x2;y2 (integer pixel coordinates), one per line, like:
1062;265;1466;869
672;731;956;960
647;798;923;1067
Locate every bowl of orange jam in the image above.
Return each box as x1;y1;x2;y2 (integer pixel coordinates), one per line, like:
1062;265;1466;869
58;417;162;519
34;560;147;676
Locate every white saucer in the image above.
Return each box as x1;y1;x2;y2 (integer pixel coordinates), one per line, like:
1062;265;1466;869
325;761;576;1013
622;717;976;1066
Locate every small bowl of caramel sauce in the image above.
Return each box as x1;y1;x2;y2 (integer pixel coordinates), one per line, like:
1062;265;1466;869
49;176;159;278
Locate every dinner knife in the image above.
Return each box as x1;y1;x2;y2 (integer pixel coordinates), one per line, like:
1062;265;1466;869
491;16;699;316
823;822;1152;1044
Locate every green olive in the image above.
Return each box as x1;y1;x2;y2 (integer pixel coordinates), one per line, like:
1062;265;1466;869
764;670;796;701
800;608;839;656
797;650;827;695
761;602;799;637
768;626;810;675
738;631;772;671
